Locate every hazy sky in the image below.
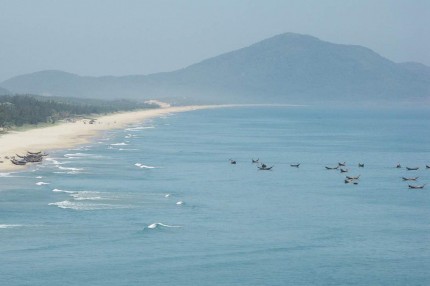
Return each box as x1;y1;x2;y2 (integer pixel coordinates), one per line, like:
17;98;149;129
0;0;429;81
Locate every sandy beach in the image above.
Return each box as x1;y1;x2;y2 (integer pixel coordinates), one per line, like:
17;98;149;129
0;105;219;172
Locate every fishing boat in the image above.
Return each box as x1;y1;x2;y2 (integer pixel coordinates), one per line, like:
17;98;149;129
408;184;425;189
346;175;360;180
258;165;273;171
325;166;339;170
406;167;419;171
402;177;418;181
10;159;27;165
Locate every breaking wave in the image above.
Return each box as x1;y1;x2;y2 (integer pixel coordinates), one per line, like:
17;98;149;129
134;163;156;169
146;223;182;229
64;153;101;159
110;142;128;146
48;200;126;211
36;181;50;186
0;224;22;229
125;126;155;132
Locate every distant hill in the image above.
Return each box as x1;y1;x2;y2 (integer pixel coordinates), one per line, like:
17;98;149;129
0;86;10;95
2;33;430;106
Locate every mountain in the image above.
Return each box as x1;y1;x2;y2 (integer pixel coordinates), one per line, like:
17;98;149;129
2;33;430;105
0;86;10;95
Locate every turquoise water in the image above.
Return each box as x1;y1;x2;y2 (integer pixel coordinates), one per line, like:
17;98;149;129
1;107;429;285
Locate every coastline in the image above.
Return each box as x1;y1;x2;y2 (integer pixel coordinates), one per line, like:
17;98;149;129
0;105;222;172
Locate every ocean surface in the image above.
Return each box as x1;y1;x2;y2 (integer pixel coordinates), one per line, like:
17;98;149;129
1;106;429;286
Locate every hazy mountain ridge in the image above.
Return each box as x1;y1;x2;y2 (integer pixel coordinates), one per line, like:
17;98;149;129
0;86;10;95
2;33;430;105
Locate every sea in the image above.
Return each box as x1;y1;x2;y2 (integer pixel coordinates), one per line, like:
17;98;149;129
1;106;429;286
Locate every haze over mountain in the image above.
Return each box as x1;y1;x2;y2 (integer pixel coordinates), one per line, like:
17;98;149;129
2;33;429;106
0;86;10;95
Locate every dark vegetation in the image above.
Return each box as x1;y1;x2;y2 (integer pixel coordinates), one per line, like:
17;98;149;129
0;94;154;129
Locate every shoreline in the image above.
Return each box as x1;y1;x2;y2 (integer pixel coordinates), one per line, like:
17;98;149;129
0;105;225;172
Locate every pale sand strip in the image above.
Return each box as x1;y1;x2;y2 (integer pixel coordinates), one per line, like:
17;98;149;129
0;105;223;172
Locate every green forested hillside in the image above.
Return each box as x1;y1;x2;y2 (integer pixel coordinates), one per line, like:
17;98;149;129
0;95;153;129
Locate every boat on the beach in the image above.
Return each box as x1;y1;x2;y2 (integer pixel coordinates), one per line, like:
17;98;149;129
11;151;47;164
10;159;27;165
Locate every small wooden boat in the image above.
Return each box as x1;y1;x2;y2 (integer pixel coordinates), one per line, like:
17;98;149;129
11;159;27;165
358;163;364;168
290;163;300;168
252;158;259;163
408;184;425;189
340;168;348;173
406;167;419;171
229;159;236;165
258;165;273;171
396;164;401;168
344;179;358;185
402;177;418;181
27;151;42;155
338;162;346;166
325;166;339;170
426;165;430;169
346;175;360;180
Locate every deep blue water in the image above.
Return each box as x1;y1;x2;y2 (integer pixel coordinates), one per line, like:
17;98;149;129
1;107;429;285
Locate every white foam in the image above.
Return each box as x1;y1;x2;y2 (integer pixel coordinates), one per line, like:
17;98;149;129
36;181;50;186
52;188;75;194
147;222;182;229
119;148;138;151
125;126;155;132
58;166;84;171
64;153;94;158
48;200;125;210
134;163;156;169
110;142;128;146
70;191;103;201
176;201;184;205
0;224;22;229
164;194;170;198
36;176;43;179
